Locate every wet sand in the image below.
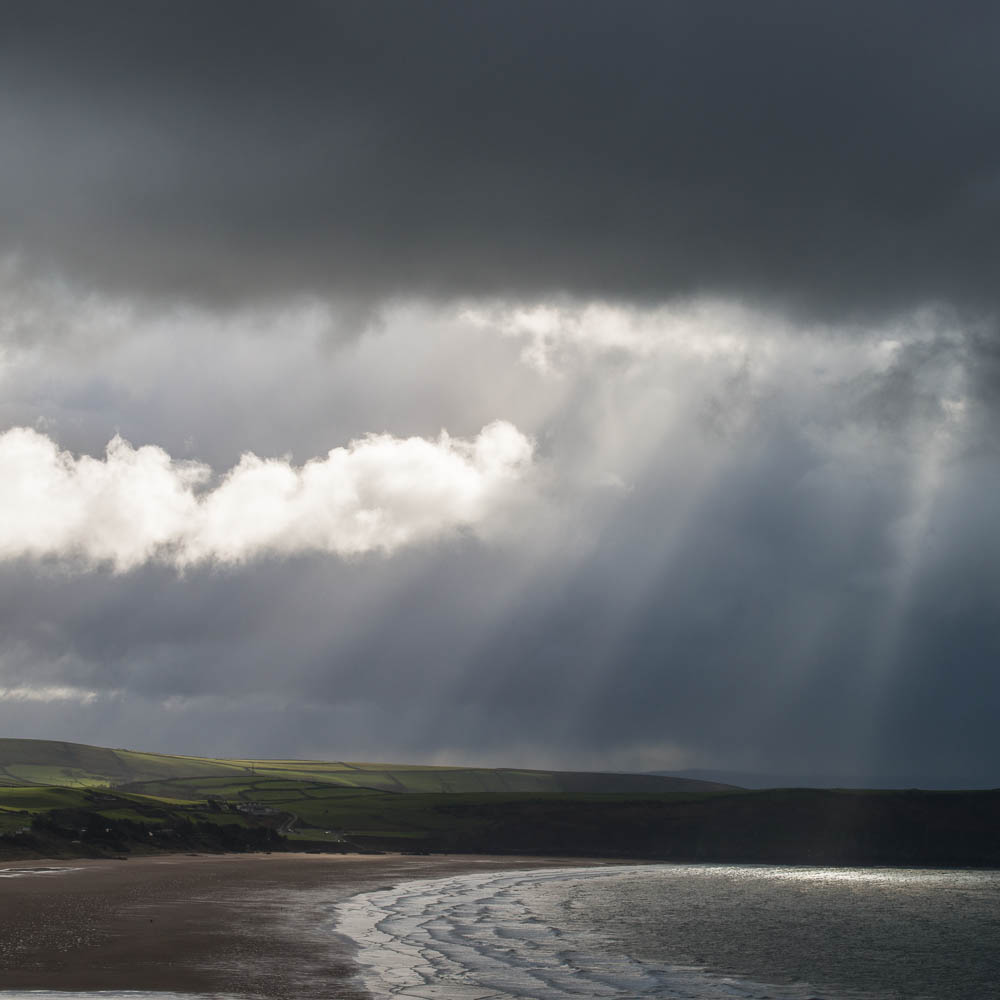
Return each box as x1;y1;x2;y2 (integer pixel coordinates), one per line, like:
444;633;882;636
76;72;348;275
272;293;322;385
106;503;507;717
0;852;596;999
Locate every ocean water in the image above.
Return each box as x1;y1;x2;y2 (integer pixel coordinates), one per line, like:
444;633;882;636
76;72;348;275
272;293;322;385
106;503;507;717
335;863;1000;1000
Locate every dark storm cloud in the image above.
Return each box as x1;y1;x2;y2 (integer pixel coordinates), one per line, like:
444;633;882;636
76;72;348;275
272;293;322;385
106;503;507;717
2;1;1000;318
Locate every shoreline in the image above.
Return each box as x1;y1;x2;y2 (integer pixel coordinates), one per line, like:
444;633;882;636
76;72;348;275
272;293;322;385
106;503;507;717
0;852;621;998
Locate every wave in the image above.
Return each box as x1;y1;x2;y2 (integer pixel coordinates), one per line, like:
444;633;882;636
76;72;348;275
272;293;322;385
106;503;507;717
334;865;849;1000
0;867;81;878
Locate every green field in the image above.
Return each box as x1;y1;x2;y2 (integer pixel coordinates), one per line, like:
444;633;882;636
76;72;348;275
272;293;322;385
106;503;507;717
0;738;733;797
0;737;736;856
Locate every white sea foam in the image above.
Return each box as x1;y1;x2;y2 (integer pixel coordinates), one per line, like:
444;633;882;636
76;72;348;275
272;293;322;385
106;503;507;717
0;867;81;878
334;866;843;1000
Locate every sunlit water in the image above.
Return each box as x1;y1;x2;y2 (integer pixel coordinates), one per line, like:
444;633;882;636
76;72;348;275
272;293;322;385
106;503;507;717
335;864;1000;1000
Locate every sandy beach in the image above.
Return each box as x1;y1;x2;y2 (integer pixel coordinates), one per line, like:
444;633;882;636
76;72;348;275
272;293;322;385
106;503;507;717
0;852;596;999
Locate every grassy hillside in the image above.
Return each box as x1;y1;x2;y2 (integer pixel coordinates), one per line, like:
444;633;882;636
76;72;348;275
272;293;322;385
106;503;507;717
3;740;995;868
0;738;733;796
0;783;284;858
2;779;998;868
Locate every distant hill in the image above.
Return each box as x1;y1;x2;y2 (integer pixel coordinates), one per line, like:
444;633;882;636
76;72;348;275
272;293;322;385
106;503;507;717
0;739;735;798
650;768;1000;791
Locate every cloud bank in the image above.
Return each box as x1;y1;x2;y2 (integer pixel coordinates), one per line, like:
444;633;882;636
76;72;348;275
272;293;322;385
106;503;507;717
0;422;532;570
1;295;991;785
2;2;999;323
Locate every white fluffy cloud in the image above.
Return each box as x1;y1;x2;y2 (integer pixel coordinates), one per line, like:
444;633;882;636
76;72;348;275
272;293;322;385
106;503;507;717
0;421;533;571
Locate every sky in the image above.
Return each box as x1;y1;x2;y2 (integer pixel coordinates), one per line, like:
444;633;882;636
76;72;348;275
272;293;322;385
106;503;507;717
1;1;998;785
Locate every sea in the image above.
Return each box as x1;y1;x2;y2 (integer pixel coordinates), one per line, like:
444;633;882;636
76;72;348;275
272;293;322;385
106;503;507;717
1;862;997;1000
334;863;1000;1000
